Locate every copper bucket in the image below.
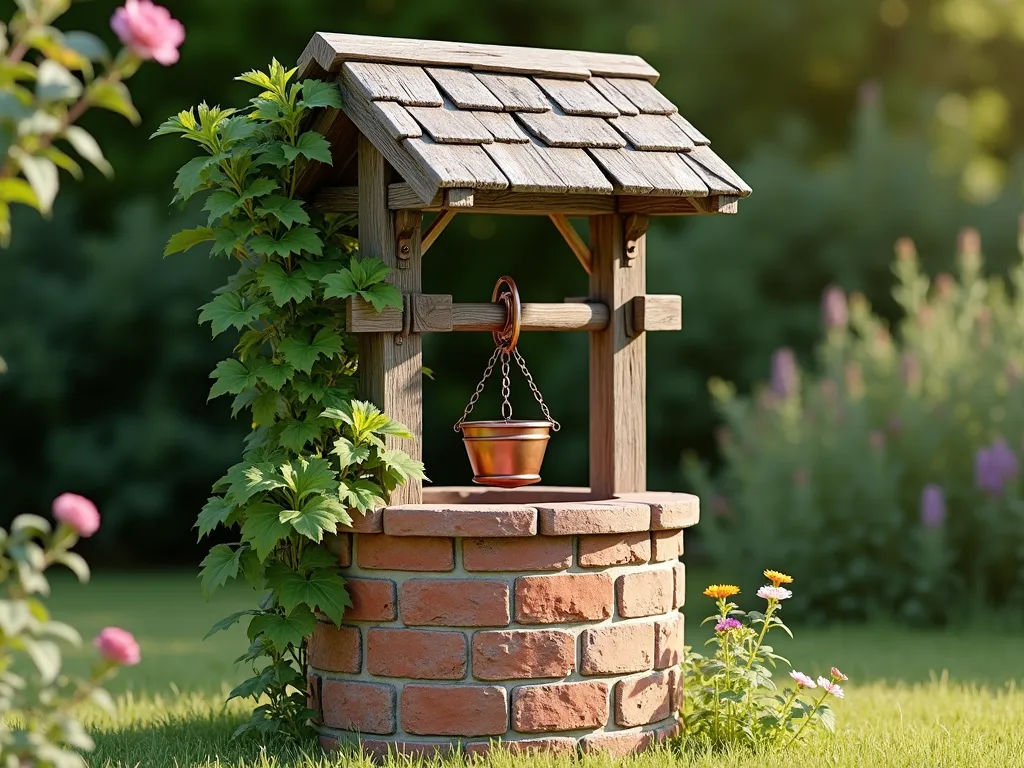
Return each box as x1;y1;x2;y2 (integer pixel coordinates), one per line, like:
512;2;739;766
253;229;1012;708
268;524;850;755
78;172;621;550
455;277;560;488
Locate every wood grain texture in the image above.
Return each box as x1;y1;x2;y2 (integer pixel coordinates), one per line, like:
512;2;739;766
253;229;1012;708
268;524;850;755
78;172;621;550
372;101;423;140
347;298;610;333
482;139;614;194
689;195;739;215
347;296;402;331
604;78;677;114
385;183;618;215
668;113;710;146
589;148;709;196
534;78;619;117
589;214;646;496
516;111;626;149
357;136;423;505
343;62;443;106
472;111;531;143
411;294;454;333
631;295;682;334
616;196;700;215
338;69;439;202
292;108;359;198
406;104;494;144
589;77;640;116
608;114;695;152
445;189;476;207
403;136;509;190
425;67;503;110
475;73;552;112
300;32;661;81
678;146;752;196
421;210;456;254
549;214;592;273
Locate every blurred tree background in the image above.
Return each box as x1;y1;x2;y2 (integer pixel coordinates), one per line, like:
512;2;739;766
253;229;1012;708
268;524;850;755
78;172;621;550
3;0;1024;565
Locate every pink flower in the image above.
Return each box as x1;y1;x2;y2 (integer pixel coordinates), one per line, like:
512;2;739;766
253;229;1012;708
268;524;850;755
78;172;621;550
831;667;848;681
52;493;100;537
817;677;844;698
790;671;816;688
757;585;793;601
715;618;742;633
111;0;185;66
94;627;141;666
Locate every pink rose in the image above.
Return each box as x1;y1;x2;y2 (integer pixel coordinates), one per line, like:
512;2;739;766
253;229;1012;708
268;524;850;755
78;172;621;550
52;493;100;537
111;0;185;66
94;627;141;666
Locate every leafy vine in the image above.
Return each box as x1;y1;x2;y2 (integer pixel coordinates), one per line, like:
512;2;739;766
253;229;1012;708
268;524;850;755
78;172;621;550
155;60;424;740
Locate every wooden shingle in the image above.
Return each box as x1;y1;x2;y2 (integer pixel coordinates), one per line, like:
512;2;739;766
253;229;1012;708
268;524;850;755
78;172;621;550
403;136;509;190
669;113;710;146
534;78;619;117
590;77;640;116
516;112;626;149
678;146;751;196
609;114;694;152
406;104;494;144
473;111;531;143
425;68;504;111
604;77;677;115
476;73;551;113
372;101;422;140
343;62;443;106
589;148;708;196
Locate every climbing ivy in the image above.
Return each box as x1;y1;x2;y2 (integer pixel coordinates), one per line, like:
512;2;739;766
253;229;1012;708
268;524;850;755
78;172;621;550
155;60;424;741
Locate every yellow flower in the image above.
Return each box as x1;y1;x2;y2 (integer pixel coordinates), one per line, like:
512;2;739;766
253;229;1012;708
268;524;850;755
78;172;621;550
703;584;740;599
764;569;793;587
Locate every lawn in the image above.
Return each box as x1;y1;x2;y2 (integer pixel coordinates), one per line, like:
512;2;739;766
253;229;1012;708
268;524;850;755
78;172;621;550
49;571;1024;768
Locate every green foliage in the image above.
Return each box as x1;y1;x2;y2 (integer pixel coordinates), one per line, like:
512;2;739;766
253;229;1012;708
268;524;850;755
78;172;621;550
688;223;1024;625
683;578;845;749
0;507;128;767
157;60;423;742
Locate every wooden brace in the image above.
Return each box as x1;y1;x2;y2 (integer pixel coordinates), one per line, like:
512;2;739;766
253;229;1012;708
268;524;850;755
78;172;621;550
623;213;650;267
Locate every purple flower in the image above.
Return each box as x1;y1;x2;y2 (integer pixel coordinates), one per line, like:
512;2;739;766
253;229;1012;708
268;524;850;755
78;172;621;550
770;348;799;399
821;285;848;330
975;438;1019;498
920;484;946;529
715;618;742;633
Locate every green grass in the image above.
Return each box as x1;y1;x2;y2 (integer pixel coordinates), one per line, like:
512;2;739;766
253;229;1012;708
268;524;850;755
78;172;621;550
44;571;1024;767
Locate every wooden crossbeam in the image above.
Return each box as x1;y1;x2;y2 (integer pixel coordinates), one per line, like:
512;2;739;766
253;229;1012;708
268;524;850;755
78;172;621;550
422;211;457;255
548;214;592;274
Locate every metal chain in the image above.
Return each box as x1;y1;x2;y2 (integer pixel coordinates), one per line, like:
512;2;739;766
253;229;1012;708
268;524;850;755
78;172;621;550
453;346;503;431
500;352;512;420
513;348;561;431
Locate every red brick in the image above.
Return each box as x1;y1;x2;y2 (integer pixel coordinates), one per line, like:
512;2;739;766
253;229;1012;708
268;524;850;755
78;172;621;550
615;492;699;530
580;729;652;757
473;630;574;680
339;507;384;533
306;673;321;723
367;628;467;680
322;533;351;566
514;573;612;624
578;532;650;567
580;622;654;675
356;534;454;571
673;562;686;608
668;666;683;712
615;670;672;727
465;737;578;758
402;684;508;736
319;734;339;752
617;569;673;618
345;578;396;622
321;680;395;734
654;612;683;669
536;502;649;535
512;681;608;732
385;505;536;537
307;623;361;673
651;530;683;562
463;537;572;572
401;579;510;627
356;740;456;760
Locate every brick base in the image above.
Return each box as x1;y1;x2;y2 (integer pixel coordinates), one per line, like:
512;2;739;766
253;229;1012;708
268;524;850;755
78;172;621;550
311;487;697;759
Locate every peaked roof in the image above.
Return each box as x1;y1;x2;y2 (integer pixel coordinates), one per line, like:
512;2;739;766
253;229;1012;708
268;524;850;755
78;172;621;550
298;33;751;207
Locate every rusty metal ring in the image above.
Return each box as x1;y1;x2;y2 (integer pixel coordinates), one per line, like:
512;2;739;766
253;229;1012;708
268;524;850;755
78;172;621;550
491;276;521;353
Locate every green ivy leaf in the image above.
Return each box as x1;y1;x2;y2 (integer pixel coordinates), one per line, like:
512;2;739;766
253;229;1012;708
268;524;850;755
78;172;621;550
319;269;357;301
199;544;244;596
203;189;241;223
249;226;323;257
224;463;287;505
87;79;140;124
348;256;391;287
279;495;349;542
332;438;371;470
246;605;316;653
196;496;235;540
228;663;275;701
198;292;268;338
209;359;260;400
339;478;386;515
251;360;293;391
291;376;325;403
273;568;351;625
172;153;226;202
359;283;403;312
255;195;310;228
378;448;427;483
279;457;338;501
251;390;281;427
282;131;332;165
257;263;314;306
165;226;215;257
300;546;339;572
239;178;279;203
241;502;291;561
278;329;342;373
204;609;259;641
211;220;255;257
299;80;343;109
277;419;321;453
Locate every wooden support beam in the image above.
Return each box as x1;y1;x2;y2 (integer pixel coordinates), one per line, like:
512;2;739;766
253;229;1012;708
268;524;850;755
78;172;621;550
446;189;475;208
628;295;682;337
623;213;649;267
421;211;457;255
356;135;422;505
548;214;592;274
589;214;646;496
347;296;609;333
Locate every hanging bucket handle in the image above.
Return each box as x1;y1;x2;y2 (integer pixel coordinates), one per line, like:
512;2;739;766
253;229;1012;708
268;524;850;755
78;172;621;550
492;276;521;354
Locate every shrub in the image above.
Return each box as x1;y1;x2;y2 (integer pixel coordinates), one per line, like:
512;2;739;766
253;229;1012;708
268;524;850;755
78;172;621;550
688;222;1024;625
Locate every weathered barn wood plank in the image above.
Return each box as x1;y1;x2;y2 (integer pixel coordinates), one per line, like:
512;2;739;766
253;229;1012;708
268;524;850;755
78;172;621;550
406;104;494;144
589;77;640;116
669;113;710;146
425;67;503;110
475;73;552;112
472;111;531;143
516;111;626;148
373;101;422;140
609;114;695;152
535;78;619;117
403;136;509;189
343;62;443;106
604;77;677;114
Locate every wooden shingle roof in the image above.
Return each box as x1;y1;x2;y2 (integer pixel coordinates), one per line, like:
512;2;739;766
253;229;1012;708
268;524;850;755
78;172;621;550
298;33;750;208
